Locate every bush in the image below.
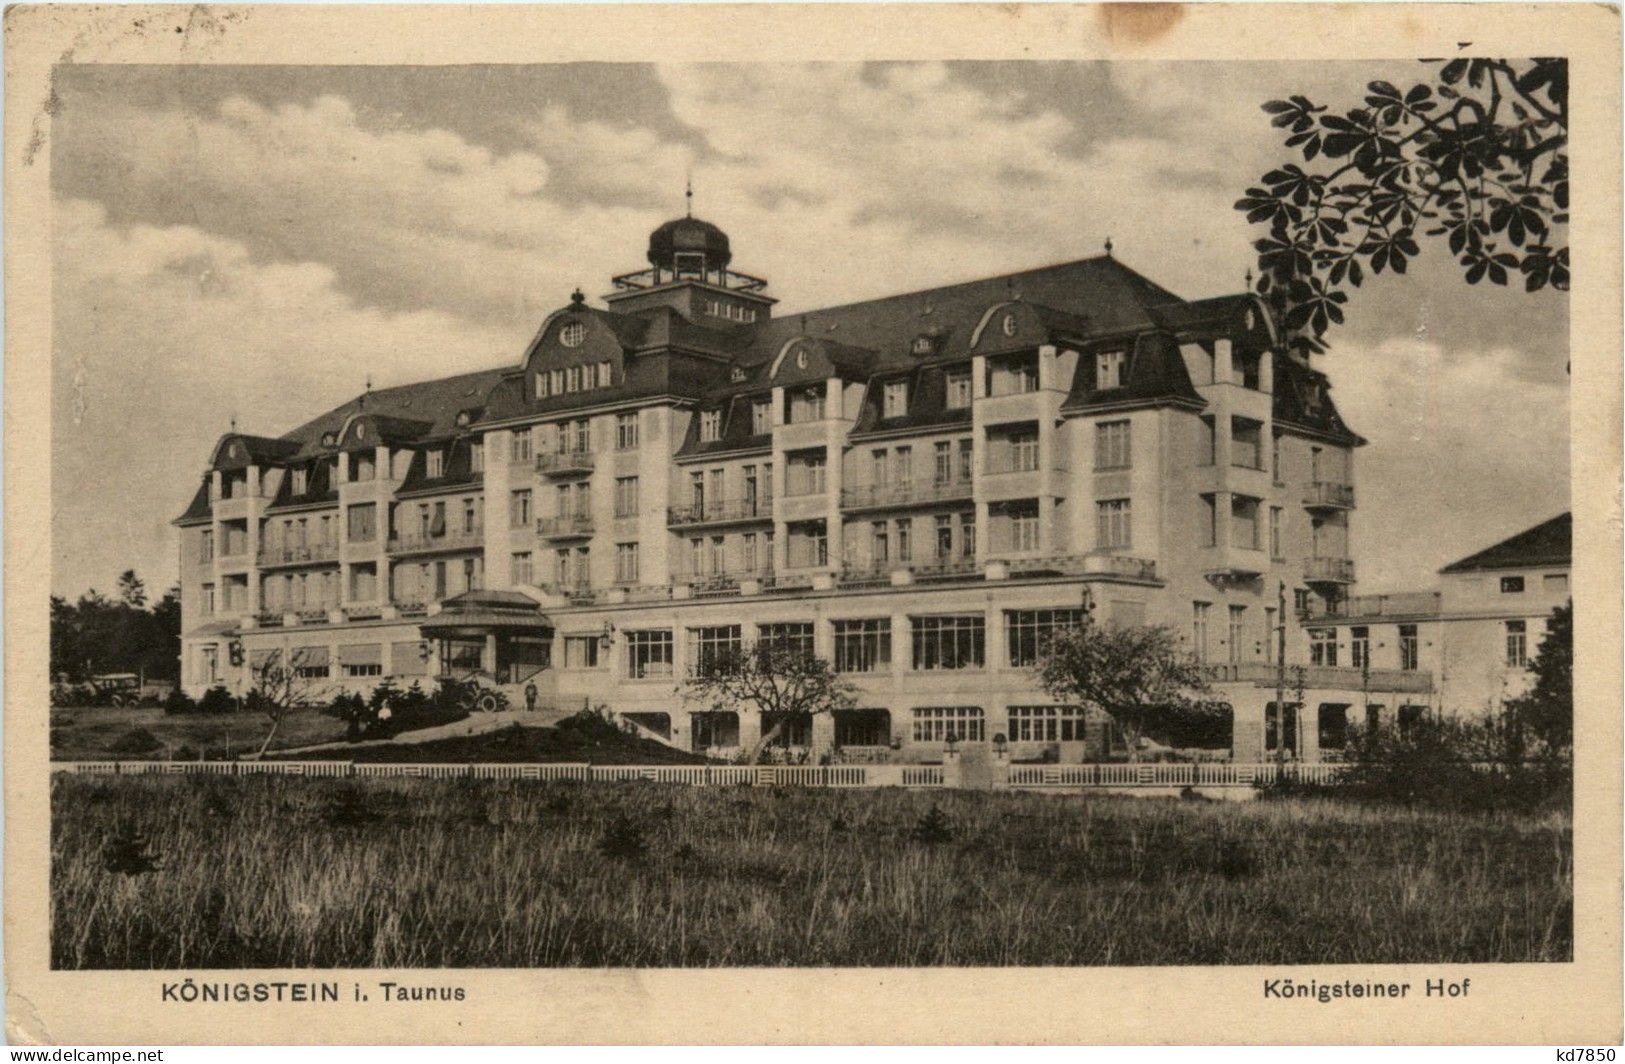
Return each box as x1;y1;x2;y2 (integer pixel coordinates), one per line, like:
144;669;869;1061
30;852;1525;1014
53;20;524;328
109;728;161;755
163;689;198;715
197;686;236;715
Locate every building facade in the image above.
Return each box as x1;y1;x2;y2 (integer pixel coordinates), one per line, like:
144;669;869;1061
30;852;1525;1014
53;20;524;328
1301;513;1571;724
175;213;1428;761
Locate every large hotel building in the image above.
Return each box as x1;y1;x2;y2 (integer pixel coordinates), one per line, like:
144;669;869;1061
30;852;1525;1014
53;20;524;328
176;213;1447;762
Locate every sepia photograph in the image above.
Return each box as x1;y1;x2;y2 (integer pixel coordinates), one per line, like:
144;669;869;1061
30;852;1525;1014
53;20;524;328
7;1;1620;1047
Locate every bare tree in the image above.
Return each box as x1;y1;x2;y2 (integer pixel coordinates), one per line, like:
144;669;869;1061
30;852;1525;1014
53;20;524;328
681;639;858;765
1034;615;1213;762
248;647;327;756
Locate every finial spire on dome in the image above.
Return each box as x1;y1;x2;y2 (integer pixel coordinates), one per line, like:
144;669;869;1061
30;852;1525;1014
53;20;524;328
1104;235;1114;257
685;172;693;219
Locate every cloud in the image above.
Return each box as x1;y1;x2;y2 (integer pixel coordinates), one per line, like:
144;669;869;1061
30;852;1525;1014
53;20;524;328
51;198;516;597
1329;336;1569;589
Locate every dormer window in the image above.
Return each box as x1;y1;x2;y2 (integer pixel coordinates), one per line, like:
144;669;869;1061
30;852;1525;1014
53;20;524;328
699;410;722;443
1096;350;1126;390
946;368;972;409
751;398;772;435
731;366;747;383
291;468;308;495
912;335;935;356
883;381;908;419
560;321;586;348
534;372;550;400
426;450;444;479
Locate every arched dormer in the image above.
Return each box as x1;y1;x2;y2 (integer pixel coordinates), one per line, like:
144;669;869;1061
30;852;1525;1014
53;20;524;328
521;304;628;403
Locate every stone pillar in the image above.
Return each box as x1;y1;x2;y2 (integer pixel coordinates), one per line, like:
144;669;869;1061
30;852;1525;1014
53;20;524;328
1214;338;1234;385
483;633;498;677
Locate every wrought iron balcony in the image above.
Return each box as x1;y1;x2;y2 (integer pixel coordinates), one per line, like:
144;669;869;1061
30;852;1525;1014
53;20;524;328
1304;556;1356;584
257;543;340;568
1304;480;1356;510
535;449;595;476
667;496;774;528
537;514;595;540
386;528;485;556
840;478;973;513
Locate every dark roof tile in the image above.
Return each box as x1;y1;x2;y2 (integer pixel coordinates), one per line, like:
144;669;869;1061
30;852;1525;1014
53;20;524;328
1440;513;1572;573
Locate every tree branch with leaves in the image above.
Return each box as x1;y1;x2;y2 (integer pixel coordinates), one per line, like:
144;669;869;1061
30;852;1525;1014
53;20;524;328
1237;58;1567;356
1033;615;1214;762
681;639;858;764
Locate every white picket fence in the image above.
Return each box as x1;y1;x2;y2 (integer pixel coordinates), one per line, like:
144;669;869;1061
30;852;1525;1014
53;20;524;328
48;759;1361;789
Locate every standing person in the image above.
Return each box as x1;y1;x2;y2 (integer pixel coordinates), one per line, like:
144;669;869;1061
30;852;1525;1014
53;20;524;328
524;679;538;714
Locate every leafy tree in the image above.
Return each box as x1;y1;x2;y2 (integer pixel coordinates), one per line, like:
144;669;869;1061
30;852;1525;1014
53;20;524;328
681;640;858;764
1237;58;1567;356
1508;601;1572;756
117;569;148;608
1033;615;1213;762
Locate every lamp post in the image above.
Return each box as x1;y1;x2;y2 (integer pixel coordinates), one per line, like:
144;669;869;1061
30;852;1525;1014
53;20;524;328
1274;580;1287;770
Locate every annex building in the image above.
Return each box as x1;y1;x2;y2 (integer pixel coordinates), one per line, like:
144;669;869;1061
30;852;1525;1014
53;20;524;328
176;211;1432;763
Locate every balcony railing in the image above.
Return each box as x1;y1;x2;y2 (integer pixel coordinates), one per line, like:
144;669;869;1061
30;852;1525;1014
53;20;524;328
1000;552;1159;582
386;529;484;555
668;497;774;527
1304;481;1356;509
253;610;285;628
257;543;340;567
984;456;1042;476
1205;661;1433;694
1307;591;1442;620
841;478;974;512
1304;556;1356;584
342;603;384;621
535;449;595;476
537;514;595;539
909;558;983;583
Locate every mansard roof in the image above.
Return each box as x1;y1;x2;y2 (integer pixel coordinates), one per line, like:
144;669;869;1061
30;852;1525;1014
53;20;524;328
1273;354;1363;445
1440;512;1572;574
278;367;512;458
1061;329;1205;413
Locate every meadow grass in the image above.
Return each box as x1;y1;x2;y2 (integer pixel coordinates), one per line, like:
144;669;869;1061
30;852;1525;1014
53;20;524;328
52;775;1572;968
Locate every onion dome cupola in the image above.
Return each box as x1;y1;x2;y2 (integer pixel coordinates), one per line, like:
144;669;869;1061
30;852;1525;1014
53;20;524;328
605;189;775;324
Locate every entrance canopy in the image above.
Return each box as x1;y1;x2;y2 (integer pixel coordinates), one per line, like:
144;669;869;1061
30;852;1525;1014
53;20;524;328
418;590;554;641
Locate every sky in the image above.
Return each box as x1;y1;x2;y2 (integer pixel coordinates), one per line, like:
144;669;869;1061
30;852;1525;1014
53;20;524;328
49;61;1570;600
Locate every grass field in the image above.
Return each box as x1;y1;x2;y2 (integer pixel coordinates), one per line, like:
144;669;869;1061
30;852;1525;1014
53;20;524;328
52;774;1571;968
51;705;349;760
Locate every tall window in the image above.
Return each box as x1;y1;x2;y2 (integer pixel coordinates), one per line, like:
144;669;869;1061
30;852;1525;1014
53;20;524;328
1095;349;1126;390
699;410;722;442
462;498;479;535
468;440;483;474
1350;626;1370;669
883;381;908;418
615;543;639;584
1006;609;1083;667
1231;496;1261;550
958;438;974;482
347;503;376;542
787;450;827;496
1011;429;1040;472
788;520;828;568
1095;420;1132;470
614;476;640;518
912;706;985;742
833;619;891;673
1096;499;1131;549
290;468;308;495
742;532;759;572
1309;628;1338;667
934;441;952;484
1264;607;1278;663
626;630;674;679
946;368;972;409
1505;620;1528;666
615;413;639;450
1399;624;1419;670
1229;605;1247;663
511;552;533;586
709;536;725;574
751;398;772;435
911;614;985;671
199;529;214;563
1231;418;1263;470
201;583;216;615
691;625;742;675
791;386;825;423
1192;602;1211;663
426;450;444;479
1271;432;1282;484
510;489;532;527
759;622;815;659
1269;507;1283;558
870;521;889;565
562;635;601;669
960;512;976;559
510;428;533;463
896;517;913;561
935;515;954;559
